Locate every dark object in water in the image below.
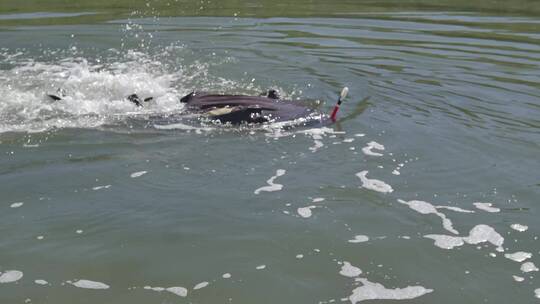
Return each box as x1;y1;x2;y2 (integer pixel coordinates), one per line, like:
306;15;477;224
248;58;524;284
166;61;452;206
45;88;348;125
178;90;317;124
46;93;153;107
47;94;62;101
47;88;67;101
127;94;153;107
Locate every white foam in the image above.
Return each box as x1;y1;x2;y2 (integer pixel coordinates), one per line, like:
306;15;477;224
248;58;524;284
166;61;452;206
521;262;539;273
69;279;109;289
535;288;540;298
193;281;209;290
425;224;504;250
222;273;231;279
130;171;147;178
154;122;213;132
348;235;369;243
256;265;266;270
398;199;437;214
392;170;400;175
436;206;475;213
463;224;504;249
504;252;532;263
35;279;48;285
398;199;458;234
0;51;184;134
356;171;393;193
76;229;83;234
10;202;24;208
254;169;286;194
144;286;165;291
92;185;111;190
166;286;188;297
473;202;500;213
296;254;304;259
349;278;432;303
309;140;324;153
510;224;528;232
439;216;460;234
512;275;524;282
339;262;362;278
297;206;316;218
424;234;464;249
301;127;344;138
343;138;355;143
300;127;345;152
361;141;385;157
0;270;23;283
312;197;325;203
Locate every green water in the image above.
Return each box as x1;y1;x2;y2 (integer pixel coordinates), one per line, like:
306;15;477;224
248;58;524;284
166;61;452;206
1;1;539;303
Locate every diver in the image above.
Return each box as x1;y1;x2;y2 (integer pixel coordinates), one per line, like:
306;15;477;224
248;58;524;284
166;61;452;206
47;87;348;125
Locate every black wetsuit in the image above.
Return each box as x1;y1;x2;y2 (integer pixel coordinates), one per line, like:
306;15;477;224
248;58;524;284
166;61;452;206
179;91;315;124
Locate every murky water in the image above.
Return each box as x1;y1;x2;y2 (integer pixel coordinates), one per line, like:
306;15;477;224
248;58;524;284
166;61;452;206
1;4;539;304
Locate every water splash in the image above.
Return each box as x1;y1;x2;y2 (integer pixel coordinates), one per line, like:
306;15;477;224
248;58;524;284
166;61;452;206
0;49;184;133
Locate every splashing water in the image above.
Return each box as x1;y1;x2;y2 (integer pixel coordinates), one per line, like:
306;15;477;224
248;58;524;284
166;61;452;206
0;49;187;133
0;47;306;134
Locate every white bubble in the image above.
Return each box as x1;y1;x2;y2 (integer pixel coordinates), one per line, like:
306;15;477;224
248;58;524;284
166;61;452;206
473;202;500;213
0;270;23;283
510;224;528;232
254;169;286;194
504;252;532;263
193;281;209;290
357;171;393;193
10;202;24;208
166;286;187;297
361;141;385;157
297;206;316;218
348;235;369;243
521;262;539;273
349;278;432;303
130;171;147;178
339;262;362;278
69;279;109;289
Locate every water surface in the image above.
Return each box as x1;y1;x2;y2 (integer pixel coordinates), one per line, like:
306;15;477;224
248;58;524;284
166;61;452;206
1;3;539;304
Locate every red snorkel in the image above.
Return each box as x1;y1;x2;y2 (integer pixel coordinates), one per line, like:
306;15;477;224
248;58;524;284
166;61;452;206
330;87;349;122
